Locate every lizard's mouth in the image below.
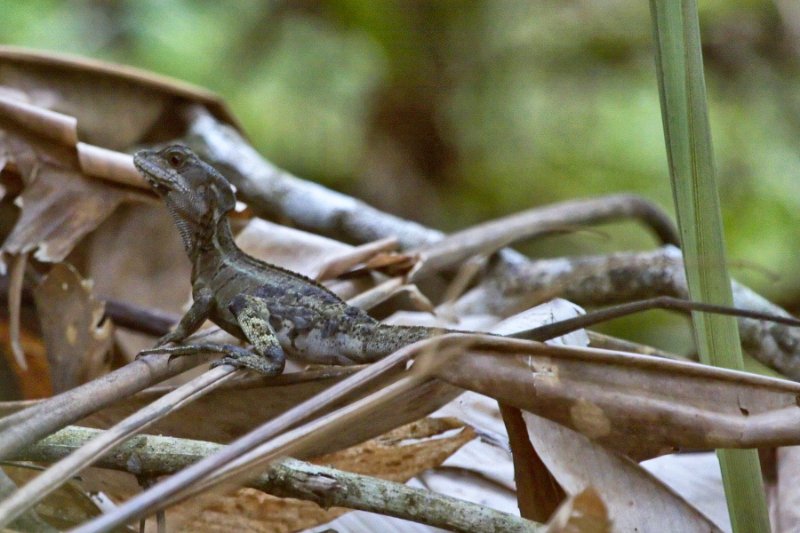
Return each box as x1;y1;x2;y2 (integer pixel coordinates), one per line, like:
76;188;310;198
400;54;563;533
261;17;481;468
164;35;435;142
149;181;172;195
133;153;174;195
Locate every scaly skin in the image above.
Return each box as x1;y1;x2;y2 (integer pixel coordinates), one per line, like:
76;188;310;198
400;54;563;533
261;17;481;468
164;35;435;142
133;145;440;374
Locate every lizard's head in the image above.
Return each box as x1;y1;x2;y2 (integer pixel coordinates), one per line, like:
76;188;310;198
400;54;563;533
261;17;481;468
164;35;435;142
133;144;237;224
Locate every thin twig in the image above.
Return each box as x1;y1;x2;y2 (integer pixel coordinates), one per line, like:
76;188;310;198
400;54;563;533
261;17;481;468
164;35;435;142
0;365;239;527
187;107;677;256
487;246;800;378
12;426;540;533
66;338;462;532
0;349;215;460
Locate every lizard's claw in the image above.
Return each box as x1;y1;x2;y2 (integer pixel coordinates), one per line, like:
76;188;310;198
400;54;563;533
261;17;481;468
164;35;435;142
135;344;176;360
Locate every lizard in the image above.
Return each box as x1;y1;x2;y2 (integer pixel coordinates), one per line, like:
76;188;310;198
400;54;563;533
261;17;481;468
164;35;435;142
133;144;457;374
133;144;800;375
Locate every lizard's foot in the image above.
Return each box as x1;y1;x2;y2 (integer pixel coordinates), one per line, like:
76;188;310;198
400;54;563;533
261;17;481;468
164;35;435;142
210;345;285;376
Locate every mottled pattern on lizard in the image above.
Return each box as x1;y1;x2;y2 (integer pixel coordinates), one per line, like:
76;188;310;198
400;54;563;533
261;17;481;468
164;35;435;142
133;145;441;374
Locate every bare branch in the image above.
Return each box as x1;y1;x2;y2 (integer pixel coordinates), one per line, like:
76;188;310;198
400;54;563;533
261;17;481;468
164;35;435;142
460;246;800;379
0;349;215;461
12;426;540;533
185;107;677;257
0;366;239;526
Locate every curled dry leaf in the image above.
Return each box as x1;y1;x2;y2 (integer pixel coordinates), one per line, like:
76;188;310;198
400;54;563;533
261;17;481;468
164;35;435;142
32;263;113;392
313;236;399;280
0;45;246;309
425;337;800;459
77;369;358;445
525;412;721;532
0;45;240;148
0;98;142;266
235;218;351;277
311;416;475;481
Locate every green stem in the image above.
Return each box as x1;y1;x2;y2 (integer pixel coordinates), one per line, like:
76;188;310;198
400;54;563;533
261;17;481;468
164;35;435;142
648;1;770;532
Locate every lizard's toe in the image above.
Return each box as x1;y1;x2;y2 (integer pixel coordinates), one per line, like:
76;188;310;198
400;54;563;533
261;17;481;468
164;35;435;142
136;346;172;359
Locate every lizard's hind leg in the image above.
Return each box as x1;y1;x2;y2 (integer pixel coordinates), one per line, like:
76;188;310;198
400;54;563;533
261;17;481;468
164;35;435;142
215;294;286;375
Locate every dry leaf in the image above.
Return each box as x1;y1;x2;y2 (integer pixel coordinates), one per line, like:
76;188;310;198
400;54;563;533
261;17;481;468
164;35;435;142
32;263;112;392
0;45;247;273
82;204;190;357
428;339;800;459
0;45;240;149
236;218;351;277
314;236;398;280
76;370;356;444
311;417;474;480
0;100;138;265
524;412;721;532
545;487;609;533
0;319;50;399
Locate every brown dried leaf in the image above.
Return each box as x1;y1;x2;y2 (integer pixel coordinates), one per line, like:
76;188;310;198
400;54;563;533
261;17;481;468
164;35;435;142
0;45;240;149
311;416;474;480
428;339;800;459
32;263;112;392
235;218;351;277
314;236;398;280
83;204;190;357
0;320;50;399
236;219;379;300
0;45;247;273
525;412;721;532
77;370;357;444
361;251;419;276
545;487;609;533
0;103;138;264
500;403;564;522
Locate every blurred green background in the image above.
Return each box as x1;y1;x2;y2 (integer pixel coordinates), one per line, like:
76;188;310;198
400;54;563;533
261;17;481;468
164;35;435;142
2;0;799;354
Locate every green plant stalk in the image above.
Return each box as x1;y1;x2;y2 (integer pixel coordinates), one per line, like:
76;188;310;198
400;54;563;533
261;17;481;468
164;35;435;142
648;1;770;532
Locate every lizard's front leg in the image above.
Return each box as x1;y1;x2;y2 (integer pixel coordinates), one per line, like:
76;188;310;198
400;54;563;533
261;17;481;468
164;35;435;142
138;288;215;358
210;294;286;375
157;287;215;346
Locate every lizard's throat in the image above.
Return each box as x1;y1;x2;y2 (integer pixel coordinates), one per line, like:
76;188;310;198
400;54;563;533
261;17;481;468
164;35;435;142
165;202;238;263
165;203;208;259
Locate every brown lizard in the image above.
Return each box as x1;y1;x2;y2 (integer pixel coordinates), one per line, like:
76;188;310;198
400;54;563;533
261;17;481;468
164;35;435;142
134;145;800;374
134;145;454;374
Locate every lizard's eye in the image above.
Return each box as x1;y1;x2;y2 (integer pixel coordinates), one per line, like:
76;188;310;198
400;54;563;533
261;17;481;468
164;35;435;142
166;151;186;168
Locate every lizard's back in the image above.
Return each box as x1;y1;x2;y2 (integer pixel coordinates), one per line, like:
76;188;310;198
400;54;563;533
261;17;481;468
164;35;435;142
209;251;428;364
